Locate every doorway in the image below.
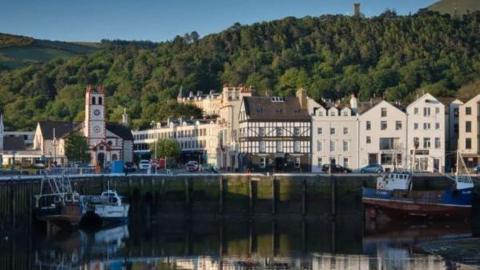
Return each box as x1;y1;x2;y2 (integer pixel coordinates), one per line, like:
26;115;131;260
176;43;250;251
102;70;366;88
97;152;105;168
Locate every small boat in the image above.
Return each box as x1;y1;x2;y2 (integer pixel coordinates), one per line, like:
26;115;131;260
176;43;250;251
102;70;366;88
362;153;474;220
34;173;83;229
80;189;129;225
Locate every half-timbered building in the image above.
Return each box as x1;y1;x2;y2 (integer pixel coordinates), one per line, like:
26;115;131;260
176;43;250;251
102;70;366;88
238;90;311;172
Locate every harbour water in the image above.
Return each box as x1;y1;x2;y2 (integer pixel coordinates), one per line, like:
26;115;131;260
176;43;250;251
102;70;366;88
1;205;480;270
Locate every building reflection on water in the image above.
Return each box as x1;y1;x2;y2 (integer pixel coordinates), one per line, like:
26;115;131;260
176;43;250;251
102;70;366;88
1;214;469;270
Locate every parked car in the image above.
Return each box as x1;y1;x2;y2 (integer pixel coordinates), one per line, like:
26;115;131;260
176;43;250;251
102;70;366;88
321;164;352;174
185;161;199;172
138;160;150;170
360;164;384;174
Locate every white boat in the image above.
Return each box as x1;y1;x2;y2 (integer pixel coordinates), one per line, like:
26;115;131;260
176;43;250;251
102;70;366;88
81;190;129;224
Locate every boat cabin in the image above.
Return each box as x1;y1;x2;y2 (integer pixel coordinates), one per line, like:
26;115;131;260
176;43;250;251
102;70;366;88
376;172;412;191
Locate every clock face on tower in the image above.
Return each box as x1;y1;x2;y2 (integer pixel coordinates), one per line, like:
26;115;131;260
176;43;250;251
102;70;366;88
94;109;101;116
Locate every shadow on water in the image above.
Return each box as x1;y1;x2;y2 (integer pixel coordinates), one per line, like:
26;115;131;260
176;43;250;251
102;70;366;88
1;206;479;270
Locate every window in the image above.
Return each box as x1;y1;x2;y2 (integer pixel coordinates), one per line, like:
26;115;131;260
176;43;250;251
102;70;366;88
395;121;402;130
466;138;472;149
380;138;396;150
366;136;371;144
413;137;420;148
259;141;266;153
294;141;301;153
259;127;265;137
381;108;387;117
343;141;349;152
317;128;322;135
381;121;387;130
435;107;440;114
454;108;459;116
276;141;283;152
330;141;335;152
317;141;322;152
343;158;349;169
466;107;472;115
414;123;418;130
276;127;282;137
424;123;430;130
293;127;300;136
317;158;322;166
92;97;96;104
435;123;440;130
423;107;430;116
98;97;103;105
330;128;335;135
260;157;267;168
343;127;349;134
423;137;431;148
381;154;393;165
435;137;441;149
366;121;371;130
414;107;418;115
466;121;472;133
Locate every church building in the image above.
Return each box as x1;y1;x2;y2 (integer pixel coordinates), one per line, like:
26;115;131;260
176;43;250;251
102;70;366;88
6;85;135;167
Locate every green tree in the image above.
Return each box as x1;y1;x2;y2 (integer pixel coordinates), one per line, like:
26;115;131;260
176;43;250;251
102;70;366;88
150;138;181;160
65;132;90;164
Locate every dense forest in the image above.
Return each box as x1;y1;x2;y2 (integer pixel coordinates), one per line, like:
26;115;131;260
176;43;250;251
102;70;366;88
1;11;480;130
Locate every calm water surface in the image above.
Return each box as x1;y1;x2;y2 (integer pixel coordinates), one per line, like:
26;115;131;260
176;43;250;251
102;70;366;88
1;209;479;270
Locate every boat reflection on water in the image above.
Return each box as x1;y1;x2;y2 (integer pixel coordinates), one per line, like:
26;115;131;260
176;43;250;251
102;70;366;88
363;218;473;269
34;225;129;269
27;216;477;270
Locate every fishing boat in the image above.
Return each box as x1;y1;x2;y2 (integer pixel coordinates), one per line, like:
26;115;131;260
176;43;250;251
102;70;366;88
80;189;129;225
34;173;83;229
362;153;474;219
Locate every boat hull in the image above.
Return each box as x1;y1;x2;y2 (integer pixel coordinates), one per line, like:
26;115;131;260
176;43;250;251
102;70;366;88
362;187;472;220
35;203;83;228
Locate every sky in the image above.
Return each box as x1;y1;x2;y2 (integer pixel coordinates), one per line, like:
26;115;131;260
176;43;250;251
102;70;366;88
0;0;438;42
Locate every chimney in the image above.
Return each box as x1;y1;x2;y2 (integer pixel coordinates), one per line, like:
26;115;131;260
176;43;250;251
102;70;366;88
296;88;308;110
350;94;358;114
354;3;361;17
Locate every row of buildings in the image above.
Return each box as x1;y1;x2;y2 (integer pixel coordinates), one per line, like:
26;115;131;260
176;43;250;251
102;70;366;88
0;86;134;167
134;86;476;173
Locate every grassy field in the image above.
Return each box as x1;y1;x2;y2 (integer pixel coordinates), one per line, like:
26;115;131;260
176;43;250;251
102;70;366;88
0;33;99;70
428;0;480;15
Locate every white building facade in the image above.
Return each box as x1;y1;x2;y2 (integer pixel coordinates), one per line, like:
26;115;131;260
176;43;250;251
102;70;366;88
308;96;360;172
458;94;480;168
358;101;407;172
406;93;446;172
132;119;220;167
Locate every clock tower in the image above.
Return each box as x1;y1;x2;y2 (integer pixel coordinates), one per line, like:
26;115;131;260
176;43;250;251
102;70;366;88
85;85;106;148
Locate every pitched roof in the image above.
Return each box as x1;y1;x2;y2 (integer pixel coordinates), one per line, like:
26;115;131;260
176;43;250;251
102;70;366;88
357;99;383;114
243;96;310;121
3;136;26;151
106;123;134;141
38;121;80;140
437;97;462;106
